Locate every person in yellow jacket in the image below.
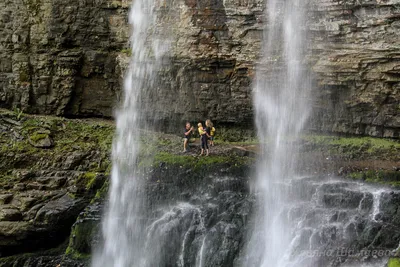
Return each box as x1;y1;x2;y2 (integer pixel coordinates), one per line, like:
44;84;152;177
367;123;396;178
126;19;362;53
198;122;209;156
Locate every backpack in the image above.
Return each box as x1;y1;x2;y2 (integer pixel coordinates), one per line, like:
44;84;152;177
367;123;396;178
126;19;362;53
211;127;216;136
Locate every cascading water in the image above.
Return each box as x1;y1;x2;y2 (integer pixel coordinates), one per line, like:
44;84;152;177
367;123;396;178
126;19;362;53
92;1;170;266
243;1;400;266
243;0;312;266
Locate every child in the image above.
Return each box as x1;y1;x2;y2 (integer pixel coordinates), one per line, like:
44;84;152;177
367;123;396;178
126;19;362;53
206;119;215;146
198;122;209;156
183;122;194;152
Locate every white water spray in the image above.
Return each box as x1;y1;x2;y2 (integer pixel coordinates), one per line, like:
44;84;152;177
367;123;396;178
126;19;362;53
244;0;311;266
371;189;384;222
92;1;170;266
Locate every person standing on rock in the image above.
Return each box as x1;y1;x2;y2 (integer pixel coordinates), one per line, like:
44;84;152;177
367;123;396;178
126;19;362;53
198;122;209;156
183;122;194;152
206;119;215;146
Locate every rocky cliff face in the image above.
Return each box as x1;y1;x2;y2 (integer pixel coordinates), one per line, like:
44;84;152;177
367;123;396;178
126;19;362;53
0;111;111;263
0;0;129;117
309;0;400;138
0;0;399;136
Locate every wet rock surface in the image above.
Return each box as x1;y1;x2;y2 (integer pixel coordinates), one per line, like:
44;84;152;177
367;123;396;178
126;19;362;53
0;111;398;266
83;173;400;267
0;169;103;257
66;201;103;258
130;164;254;267
87;167;400;267
281;178;400;266
0;112;110;264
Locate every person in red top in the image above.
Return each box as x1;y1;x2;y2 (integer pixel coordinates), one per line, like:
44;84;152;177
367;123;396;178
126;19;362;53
183;122;194;152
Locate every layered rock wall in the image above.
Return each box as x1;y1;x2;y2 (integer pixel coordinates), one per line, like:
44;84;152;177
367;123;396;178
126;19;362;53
309;0;400;137
0;0;399;137
0;0;129;117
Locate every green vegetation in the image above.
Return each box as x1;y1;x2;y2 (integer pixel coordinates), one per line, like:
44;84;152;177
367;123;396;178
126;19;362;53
388;258;400;267
152;152;253;171
65;246;90;260
0;110;114;174
0;174;18;188
303;134;400;161
78;172;98;190
120;48;132;56
13;107;24;120
1;108;399;190
92;180;110;203
0;109;114;199
348;170;400;187
2;108;400;264
304;135;400;153
29;132;48;142
65;220;93;260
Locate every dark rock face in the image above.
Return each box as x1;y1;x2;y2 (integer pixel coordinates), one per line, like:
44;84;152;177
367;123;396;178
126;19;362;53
308;0;400;138
0;113;110;263
0;169;104;257
84;172;400;267
0;0;128;117
2;160;400;266
67;201;103;257
1;0;398;136
132;163;254;267
284;179;400;267
0;164;253;267
0;255;86;267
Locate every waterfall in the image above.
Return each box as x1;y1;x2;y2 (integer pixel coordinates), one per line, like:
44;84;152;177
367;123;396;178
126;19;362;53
91;1;170;266
244;0;311;266
87;1;400;267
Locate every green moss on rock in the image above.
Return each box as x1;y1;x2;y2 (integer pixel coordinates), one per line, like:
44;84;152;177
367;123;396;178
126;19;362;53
302;135;400;161
152;152;253;169
388;258;400;267
92;180;110;202
120;48;132;56
347;170;400;187
83;172;98;190
0;110;114;173
29;132;48;142
65;221;95;259
75;172;106;194
149;152;254;176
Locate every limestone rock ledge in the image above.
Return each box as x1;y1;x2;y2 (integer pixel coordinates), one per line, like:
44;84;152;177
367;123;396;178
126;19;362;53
0;111;111;261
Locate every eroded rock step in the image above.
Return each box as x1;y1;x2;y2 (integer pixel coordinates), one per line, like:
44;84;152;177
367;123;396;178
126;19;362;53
0;169;106;257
